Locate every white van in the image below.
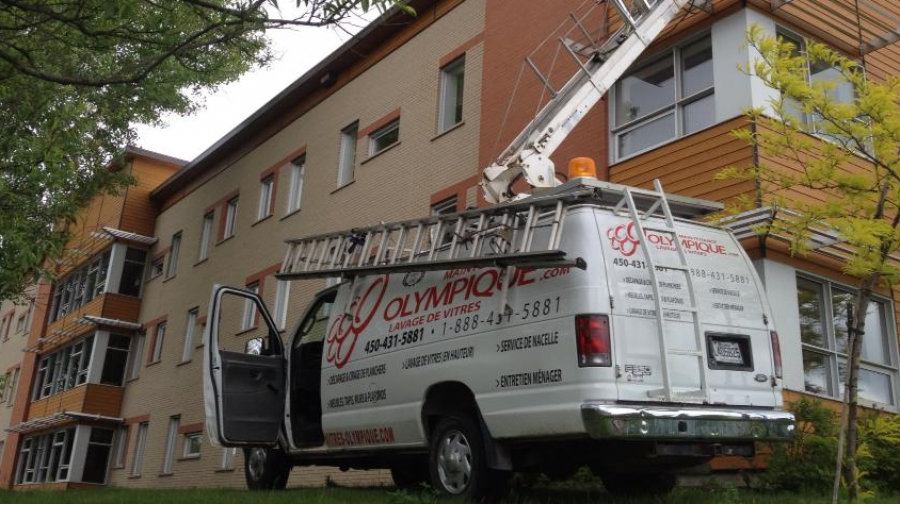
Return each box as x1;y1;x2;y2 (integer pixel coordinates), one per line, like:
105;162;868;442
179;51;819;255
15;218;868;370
203;179;794;499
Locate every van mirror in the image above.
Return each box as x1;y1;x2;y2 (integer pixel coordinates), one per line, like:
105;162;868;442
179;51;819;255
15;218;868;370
245;337;264;355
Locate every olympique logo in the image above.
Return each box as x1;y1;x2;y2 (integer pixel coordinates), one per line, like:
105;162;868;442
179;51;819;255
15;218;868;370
326;276;389;369
607;222;640;257
607;223;729;257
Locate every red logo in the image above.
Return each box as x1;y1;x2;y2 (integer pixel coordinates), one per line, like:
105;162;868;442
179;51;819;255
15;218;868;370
607;223;640;257
325;276;389;369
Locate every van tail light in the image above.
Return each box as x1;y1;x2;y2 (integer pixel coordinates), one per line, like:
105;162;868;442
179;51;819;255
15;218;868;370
770;331;783;379
575;314;611;367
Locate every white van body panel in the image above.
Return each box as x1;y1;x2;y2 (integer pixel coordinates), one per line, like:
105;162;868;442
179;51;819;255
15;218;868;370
314;205;781;452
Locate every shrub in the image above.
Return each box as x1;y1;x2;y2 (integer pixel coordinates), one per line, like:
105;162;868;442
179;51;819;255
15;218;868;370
858;414;900;491
763;398;838;492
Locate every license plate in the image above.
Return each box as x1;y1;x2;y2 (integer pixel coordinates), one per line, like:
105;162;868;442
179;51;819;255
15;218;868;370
712;340;744;364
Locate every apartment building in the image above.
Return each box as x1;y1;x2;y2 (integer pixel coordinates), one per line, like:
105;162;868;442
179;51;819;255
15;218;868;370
1;0;899;490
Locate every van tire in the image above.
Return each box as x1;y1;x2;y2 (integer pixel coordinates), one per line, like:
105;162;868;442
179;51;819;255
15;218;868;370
428;414;506;501
244;446;291;490
601;472;676;496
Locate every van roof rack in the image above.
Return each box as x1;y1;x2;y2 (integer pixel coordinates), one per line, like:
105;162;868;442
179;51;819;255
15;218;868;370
276;180;722;282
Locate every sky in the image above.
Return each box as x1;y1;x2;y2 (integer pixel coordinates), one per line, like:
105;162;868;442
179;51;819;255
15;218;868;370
134;8;378;162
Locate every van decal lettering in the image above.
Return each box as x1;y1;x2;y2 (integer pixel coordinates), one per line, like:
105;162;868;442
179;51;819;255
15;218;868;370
325;427;395;447
327;364;387;385
400;346;474;370
496;368;563;388
326;388;387;409
496;331;560;353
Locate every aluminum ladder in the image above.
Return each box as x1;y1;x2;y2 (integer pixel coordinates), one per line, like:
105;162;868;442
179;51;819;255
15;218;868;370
613;179;708;403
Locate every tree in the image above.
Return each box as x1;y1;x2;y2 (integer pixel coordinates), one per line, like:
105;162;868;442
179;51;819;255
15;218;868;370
719;25;900;502
0;0;408;302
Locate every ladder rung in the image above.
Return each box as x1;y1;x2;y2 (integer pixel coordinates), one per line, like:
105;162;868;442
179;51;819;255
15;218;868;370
643;225;676;234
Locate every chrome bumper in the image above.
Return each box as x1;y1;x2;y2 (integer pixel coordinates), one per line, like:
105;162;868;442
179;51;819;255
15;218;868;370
582;404;795;441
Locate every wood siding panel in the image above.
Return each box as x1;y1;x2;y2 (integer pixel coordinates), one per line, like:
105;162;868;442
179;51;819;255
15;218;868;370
27;384;123;421
119;158;180;237
609;117;755;204
100;293;141;323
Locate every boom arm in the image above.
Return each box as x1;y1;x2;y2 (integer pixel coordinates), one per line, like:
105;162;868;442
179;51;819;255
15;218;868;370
481;0;690;204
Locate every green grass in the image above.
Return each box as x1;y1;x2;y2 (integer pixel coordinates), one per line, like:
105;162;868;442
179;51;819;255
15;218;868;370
2;484;900;504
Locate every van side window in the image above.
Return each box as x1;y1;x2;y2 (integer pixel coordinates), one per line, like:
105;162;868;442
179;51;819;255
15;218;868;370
295;296;334;347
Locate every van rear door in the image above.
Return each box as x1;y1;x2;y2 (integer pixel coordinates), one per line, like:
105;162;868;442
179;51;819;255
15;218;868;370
596;212;777;407
203;285;286;446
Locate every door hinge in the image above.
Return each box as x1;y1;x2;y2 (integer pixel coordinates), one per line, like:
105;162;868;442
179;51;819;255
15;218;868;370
763;314;769;325
609;296;615;309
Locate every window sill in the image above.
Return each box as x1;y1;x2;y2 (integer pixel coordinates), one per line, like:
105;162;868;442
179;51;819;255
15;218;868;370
178;455;201;462
610;115;730;168
158;472;174;477
162;274;177;284
148;273;163;282
193;258;209;267
145;360;162;368
128;475;142;480
280;207;302;222
126;376;140;384
235;326;259;337
195;342;205;349
361;141;401;165
331;180;355;194
176;359;192;367
216;235;235;247
251;214;273;227
432;121;465;141
215;468;236;473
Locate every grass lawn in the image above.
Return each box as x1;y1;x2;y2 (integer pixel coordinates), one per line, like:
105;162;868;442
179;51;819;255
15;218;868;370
2;483;900;503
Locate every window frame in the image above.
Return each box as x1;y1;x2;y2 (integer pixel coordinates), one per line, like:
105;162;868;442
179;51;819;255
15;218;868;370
610;32;715;162
182;308;199;362
49;249;112;321
223;197;239;240
31;336;94;401
337;121;359;187
368;118;401;157
162;416;179;474
241;283;260;331
286;156;305;214
130;421;149;477
182;432;202;458
150;322;167;363
166;232;182;279
438;55;466;133
198;212;214;261
797;272;900;409
257;175;275;220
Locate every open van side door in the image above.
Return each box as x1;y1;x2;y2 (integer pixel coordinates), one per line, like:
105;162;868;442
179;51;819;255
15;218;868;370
203;285;285;447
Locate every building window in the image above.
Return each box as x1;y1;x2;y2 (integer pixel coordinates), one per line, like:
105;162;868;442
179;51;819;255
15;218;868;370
368;118;400;157
338;121;358;187
32;336;93;400
127;333;145;380
182;308;199;362
242;283;259;331
100;334;131;386
258;175;274;220
431;196;458;216
15;428;74;484
797;275;898;406
83;427;114;484
286;156;305;214
166;233;181;279
439;56;466;132
221;448;236;470
50;249;112;321
149;256;164;280
162;416;180;474
223;197;239;240
130;422;149;477
150;322;166;363
16;313;27;333
198;212;214;261
612;34;714;160
7;367;18;405
776;28;859;141
112;426;128;469
0;372;7;403
273;280;290;331
119;248;147;297
183;432;202;458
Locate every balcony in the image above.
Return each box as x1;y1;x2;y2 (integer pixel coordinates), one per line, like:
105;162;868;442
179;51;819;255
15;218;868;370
43;293;140;352
27;384;124;422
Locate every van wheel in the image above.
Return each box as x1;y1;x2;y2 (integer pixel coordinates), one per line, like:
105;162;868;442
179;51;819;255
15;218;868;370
428;414;506;501
244;446;291;490
601;472;676;496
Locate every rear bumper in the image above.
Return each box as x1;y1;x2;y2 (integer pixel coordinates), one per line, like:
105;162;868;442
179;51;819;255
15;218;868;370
581;404;795;441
